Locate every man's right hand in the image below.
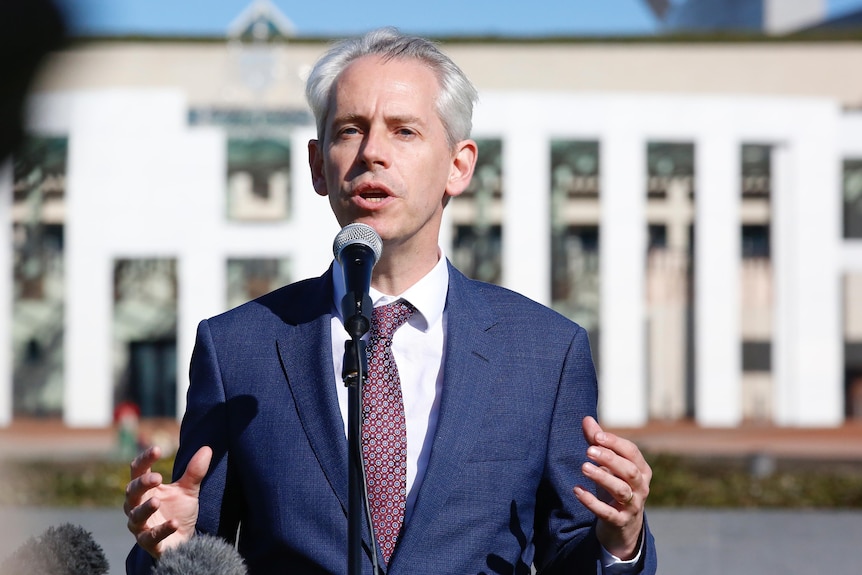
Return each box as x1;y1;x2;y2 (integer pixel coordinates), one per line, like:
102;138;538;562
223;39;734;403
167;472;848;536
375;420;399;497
123;445;213;559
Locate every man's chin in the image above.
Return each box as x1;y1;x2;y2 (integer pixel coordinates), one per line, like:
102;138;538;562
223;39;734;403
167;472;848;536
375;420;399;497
343;216;386;236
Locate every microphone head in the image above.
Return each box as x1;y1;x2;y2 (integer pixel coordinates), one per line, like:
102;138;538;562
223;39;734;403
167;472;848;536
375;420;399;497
0;523;109;575
332;223;383;265
151;535;248;575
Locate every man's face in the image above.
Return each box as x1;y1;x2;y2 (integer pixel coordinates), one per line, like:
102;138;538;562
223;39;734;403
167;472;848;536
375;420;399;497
309;55;475;255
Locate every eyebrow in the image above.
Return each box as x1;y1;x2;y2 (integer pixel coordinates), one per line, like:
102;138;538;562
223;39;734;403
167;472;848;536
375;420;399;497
386;114;424;127
330;112;425;128
331;113;364;126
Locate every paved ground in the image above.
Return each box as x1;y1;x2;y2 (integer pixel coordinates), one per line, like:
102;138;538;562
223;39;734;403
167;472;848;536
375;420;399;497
616;420;862;461
4;417;862;462
1;507;861;575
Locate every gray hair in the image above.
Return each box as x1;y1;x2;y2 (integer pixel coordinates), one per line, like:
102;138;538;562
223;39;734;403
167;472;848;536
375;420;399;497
305;27;478;149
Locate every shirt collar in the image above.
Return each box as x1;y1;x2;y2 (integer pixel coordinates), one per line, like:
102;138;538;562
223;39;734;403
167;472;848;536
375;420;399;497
331;250;449;332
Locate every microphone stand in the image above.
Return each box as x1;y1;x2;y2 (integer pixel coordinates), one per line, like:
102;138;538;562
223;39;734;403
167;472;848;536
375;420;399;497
341;292;377;575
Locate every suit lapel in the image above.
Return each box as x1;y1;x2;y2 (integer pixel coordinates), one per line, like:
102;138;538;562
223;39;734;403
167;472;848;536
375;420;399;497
393;265;501;567
275;270;350;514
274;265;504;569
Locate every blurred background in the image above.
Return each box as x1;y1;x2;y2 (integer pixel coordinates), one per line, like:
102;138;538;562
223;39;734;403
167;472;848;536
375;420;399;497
2;1;862;574
3;0;862;431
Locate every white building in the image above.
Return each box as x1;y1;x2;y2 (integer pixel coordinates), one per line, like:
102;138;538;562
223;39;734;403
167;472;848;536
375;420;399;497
2;14;862;429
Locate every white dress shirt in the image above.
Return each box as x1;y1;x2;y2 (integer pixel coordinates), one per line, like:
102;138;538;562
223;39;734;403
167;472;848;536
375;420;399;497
328;253;642;572
330;253;449;524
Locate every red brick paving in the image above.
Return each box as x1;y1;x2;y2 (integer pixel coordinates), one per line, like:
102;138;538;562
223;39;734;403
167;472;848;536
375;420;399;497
2;417;862;461
0;418;179;460
614;420;862;460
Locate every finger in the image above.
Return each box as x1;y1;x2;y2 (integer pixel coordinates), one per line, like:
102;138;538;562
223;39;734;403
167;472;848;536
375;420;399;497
581;415;602;444
130;445;163;480
582;416;649;474
123;471;164;515
135;517;179;553
595;432;650;474
176;446;213;492
126;495;161;533
582;461;638;507
574;485;626;524
586;444;642;490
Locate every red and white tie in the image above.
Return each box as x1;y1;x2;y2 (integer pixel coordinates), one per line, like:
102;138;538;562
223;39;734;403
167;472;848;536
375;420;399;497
362;300;415;563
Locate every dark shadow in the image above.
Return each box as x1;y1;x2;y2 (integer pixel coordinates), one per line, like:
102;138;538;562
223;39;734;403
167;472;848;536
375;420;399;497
173;394;259;482
480;500;531;575
0;0;66;162
172;394;259;544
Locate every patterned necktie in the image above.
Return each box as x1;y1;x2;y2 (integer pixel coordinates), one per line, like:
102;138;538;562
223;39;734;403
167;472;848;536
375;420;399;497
362;300;415;563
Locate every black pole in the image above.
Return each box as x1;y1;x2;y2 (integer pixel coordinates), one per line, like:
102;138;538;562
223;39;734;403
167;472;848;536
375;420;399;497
333;222;382;574
343;337;368;575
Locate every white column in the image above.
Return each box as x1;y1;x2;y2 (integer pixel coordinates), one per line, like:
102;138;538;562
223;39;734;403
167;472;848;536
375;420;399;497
176;129;227;419
773;119;842;426
695;131;742;426
63;245;113;427
503;130;550;305
64;89;200;427
600;123;647;426
772;145;797;425
0;161;12;426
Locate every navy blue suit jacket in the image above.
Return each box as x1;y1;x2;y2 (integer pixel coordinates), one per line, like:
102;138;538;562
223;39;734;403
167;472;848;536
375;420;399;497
127;263;657;574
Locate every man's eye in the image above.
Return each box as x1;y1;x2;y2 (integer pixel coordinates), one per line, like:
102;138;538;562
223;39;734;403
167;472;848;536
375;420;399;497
397;128;415;137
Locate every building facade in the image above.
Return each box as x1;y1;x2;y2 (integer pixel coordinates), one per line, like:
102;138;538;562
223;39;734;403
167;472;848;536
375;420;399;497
2;32;862;428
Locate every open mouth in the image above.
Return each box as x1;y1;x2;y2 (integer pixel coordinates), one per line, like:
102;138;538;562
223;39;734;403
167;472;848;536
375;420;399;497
354;182;392;204
360;191;388;203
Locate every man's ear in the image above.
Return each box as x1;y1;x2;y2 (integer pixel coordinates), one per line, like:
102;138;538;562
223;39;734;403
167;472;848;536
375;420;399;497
444;139;478;200
308;139;328;197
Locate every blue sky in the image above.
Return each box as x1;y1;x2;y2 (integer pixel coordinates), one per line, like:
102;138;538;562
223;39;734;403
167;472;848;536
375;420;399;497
58;0;862;37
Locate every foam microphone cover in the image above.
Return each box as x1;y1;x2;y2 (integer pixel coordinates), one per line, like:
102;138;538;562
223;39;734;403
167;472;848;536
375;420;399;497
151;534;248;575
0;523;109;575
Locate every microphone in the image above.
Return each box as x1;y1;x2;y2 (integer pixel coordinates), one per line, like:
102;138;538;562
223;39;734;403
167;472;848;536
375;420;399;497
0;523;109;575
150;535;247;575
332;222;383;339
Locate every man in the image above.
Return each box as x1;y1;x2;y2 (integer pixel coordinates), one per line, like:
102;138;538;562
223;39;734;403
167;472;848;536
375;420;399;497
125;28;657;574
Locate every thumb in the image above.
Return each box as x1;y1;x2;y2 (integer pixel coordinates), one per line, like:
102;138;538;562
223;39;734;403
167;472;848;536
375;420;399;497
177;446;213;492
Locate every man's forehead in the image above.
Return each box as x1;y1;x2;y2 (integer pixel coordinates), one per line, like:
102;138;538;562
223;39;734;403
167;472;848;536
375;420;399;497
325;55;441;121
334;54;438;93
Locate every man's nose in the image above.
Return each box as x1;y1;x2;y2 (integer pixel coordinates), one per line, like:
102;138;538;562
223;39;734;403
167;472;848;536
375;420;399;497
359;128;390;169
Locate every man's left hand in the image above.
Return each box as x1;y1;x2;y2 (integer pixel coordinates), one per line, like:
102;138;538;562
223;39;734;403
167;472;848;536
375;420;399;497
574;415;652;560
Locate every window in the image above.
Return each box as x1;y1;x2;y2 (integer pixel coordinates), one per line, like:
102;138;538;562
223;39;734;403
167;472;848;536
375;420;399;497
227;138;291;221
843;159;862;239
11;136;68;417
113;259;178;418
742;225;770;259
741;144;771;198
227;258;291;309
450;139;503;284
647;142;694;199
